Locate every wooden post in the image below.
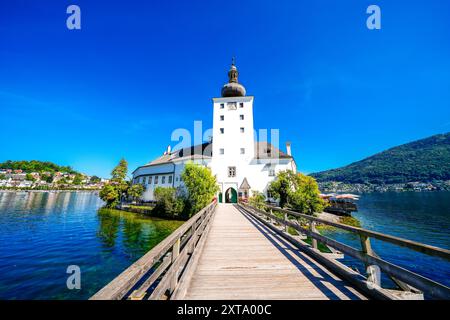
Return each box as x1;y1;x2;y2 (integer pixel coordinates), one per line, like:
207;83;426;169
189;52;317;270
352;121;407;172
310;221;318;250
284;212;288;232
170;238;181;292
360;235;373;255
360;235;381;287
190;225;196;253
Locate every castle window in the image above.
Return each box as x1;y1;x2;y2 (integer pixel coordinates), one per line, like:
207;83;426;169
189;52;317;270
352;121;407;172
220;115;224;121
220;128;224;134
220;103;224;109
240;127;244;133
168;175;172;184
155;176;159;184
228;166;236;177
142;177;147;184
148;176;153;184
239;102;244;108
240;148;245;154
240;115;244;120
162;176;166;184
227;102;237;110
220;148;224;155
269;169;275;177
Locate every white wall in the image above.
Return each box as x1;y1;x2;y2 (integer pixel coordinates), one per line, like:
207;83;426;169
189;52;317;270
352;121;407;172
132;158;211;202
132;93;297;203
210;96;256;198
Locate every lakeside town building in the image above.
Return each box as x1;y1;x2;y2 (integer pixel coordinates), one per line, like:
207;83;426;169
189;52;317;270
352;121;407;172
132;62;297;203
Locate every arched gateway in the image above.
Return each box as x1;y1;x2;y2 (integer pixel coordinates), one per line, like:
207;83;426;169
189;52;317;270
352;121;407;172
224;187;237;203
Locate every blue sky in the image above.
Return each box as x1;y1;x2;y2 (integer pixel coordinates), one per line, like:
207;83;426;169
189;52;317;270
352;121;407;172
1;0;449;178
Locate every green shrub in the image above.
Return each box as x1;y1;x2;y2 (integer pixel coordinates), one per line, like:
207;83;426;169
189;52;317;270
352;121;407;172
181;162;219;216
153;187;185;218
248;191;266;210
269;170;325;214
128;184;144;202
99;184;120;208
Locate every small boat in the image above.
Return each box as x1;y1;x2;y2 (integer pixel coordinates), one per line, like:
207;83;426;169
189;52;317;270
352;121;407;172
320;193;359;216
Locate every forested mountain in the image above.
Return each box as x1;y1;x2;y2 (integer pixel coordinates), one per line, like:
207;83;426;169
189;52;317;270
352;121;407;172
311;133;450;184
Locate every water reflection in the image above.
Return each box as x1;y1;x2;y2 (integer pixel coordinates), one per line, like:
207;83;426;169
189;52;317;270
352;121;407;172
0;191;184;299
96;208;184;261
97;209;121;248
122;217;146;257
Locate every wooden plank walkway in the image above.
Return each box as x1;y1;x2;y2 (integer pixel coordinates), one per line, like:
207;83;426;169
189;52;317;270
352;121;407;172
180;204;366;300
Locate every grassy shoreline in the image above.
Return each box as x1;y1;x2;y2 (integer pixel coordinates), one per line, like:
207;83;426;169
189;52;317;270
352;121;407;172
115;204;189;221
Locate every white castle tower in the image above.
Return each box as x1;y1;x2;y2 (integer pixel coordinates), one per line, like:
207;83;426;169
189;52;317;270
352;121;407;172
210;60;296;203
132;60;296;203
210;60;255;202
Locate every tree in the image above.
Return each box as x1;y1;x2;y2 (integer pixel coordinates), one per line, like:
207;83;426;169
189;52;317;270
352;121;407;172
72;174;83;185
268;170;325;214
111;158;128;183
0;160;77;174
99;184;120;208
57;177;68;185
40;173;54;184
128;184;144;203
181;162;219;216
289;174;325;214
0;174;6;180
248;191;266;210
25;173;36;182
268;170;298;208
153;187;185;218
111;158;128;195
99;159;130;208
90;175;101;184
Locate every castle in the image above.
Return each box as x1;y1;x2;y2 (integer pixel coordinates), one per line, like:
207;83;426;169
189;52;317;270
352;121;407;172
132;61;297;203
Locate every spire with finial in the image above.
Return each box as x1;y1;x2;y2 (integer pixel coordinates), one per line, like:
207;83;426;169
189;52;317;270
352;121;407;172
221;58;246;97
228;57;238;83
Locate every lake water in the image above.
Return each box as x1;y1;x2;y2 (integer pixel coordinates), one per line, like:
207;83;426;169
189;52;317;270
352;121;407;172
0;191;448;299
322;191;450;291
0;191;183;300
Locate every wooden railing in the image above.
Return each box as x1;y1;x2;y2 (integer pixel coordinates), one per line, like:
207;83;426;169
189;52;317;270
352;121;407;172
90;200;217;300
239;203;450;300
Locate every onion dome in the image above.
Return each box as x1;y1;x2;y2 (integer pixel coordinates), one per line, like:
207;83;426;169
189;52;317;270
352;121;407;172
221;58;246;97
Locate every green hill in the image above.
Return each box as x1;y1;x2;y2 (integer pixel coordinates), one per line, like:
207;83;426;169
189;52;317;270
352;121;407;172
311;133;450;184
0;160;78;174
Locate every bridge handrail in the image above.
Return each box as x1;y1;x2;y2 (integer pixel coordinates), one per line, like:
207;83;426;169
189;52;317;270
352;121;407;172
240;203;450;299
90;200;217;300
263;204;450;260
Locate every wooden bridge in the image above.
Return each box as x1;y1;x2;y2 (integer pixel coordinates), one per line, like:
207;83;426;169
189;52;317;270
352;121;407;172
91;201;450;300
